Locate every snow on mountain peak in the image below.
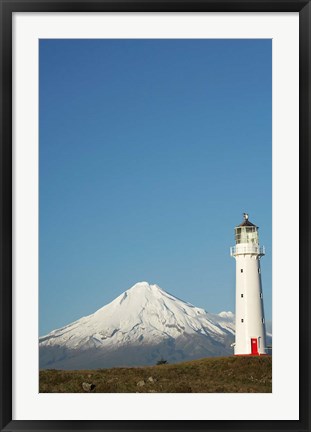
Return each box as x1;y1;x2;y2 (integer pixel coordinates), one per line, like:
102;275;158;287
130;281;151;289
126;281;160;294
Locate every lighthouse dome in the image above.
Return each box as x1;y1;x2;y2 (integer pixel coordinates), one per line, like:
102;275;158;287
238;218;257;227
237;213;257;228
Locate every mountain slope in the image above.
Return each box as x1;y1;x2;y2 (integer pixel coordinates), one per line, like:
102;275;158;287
39;282;236;369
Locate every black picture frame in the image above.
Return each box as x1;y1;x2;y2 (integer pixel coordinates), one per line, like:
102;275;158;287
0;1;310;431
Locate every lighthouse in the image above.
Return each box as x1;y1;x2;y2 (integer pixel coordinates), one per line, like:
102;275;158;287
230;213;267;355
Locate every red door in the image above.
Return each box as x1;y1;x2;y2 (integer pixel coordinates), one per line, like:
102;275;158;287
251;338;259;355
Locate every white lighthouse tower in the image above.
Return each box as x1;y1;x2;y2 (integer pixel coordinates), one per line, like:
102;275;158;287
230;213;267;355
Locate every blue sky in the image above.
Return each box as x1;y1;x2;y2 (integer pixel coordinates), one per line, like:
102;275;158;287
39;39;272;336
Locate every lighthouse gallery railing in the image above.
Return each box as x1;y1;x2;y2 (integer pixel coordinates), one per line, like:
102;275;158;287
230;245;265;256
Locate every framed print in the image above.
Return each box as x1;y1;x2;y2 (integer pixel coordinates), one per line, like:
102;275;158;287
0;1;310;432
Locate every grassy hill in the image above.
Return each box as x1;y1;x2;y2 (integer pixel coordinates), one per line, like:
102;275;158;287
40;355;272;393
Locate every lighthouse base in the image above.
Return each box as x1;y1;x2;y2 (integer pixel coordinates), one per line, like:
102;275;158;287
234;335;267;356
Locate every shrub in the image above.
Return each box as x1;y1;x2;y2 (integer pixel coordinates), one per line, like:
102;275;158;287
156;358;168;365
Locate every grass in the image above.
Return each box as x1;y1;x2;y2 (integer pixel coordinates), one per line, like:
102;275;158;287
39;355;272;393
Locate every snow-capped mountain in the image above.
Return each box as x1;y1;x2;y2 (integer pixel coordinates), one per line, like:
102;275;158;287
39;281;236;370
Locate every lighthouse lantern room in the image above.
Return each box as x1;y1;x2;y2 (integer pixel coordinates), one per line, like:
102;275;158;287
230;213;267;355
